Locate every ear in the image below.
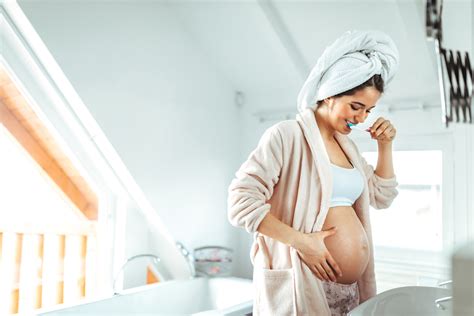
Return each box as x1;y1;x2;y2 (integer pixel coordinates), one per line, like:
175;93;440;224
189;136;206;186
325;97;334;109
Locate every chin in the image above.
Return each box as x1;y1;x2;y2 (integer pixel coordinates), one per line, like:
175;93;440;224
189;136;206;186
341;124;351;134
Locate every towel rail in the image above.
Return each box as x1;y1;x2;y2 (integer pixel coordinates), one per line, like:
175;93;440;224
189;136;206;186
426;0;473;126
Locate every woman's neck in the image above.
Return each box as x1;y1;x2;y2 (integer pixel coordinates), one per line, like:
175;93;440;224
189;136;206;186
314;107;336;142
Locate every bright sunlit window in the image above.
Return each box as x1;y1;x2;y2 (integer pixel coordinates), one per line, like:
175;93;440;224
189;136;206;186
0;125;85;227
0;124;96;314
363;150;443;251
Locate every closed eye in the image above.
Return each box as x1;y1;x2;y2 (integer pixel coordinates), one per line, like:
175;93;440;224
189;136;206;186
350;103;372;113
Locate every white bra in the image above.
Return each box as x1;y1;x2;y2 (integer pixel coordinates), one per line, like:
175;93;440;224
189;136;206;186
329;163;364;207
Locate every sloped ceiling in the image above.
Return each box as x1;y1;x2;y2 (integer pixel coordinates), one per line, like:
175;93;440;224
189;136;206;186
168;0;472;110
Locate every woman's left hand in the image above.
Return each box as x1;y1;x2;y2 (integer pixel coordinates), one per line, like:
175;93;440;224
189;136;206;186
369;117;396;144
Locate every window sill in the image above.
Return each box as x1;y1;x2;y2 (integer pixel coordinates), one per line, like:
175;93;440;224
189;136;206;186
375;246;450;268
374;246;451;291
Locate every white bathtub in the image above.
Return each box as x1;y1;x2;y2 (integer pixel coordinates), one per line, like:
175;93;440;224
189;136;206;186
37;277;253;315
348;286;452;316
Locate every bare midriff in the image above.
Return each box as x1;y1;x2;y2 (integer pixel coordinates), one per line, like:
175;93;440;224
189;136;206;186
322;205;370;284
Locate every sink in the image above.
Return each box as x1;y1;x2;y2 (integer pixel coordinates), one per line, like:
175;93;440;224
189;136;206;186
37;277;253;315
349;286;452;316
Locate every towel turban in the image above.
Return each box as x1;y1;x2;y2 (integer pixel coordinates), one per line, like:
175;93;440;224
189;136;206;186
297;30;399;113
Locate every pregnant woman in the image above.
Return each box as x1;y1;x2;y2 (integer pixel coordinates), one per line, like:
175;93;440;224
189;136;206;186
228;30;399;316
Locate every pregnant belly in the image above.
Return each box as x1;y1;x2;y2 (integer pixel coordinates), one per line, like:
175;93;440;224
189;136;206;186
322;206;370;284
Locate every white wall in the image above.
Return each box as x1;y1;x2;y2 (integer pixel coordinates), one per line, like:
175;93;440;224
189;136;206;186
18;1;243;276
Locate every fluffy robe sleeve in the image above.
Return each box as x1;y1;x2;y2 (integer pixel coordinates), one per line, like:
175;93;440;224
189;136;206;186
359;154;399;209
227;125;284;233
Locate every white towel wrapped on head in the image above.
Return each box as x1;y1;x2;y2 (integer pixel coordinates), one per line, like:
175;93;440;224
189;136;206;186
297;30;399;113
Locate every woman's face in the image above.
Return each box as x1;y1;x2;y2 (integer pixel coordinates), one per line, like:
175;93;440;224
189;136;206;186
324;86;381;134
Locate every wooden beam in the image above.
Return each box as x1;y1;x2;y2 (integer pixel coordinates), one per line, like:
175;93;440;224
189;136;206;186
57;235;65;305
36;235;44;309
0;102;95;219
11;233;23;314
79;235;87;298
0;65;98;220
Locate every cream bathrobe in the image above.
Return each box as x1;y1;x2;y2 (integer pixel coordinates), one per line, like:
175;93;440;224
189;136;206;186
227;108;398;315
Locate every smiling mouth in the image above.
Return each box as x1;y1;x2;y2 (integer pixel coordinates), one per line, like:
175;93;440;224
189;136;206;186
345;120;357;127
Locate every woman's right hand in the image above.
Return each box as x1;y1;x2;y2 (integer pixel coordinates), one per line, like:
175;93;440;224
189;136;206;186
293;226;342;282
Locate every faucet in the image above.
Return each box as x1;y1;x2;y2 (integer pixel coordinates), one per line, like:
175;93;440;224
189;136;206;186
435;279;453;310
176;241;196;278
435;296;452;310
113;253;161;295
437;279;452;287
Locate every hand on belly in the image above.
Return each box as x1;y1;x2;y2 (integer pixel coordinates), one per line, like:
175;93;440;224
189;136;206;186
293;227;344;283
322;206;370;284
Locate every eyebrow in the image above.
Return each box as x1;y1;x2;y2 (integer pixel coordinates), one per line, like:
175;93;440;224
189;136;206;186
351;101;375;110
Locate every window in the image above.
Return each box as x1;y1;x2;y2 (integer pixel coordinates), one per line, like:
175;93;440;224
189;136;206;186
360;145;452;293
0;123;98;314
363;150;443;251
0;124;86;227
0;66;99;314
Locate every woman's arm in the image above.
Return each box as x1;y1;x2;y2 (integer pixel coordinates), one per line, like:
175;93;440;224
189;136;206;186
375;142;395;178
355;117;398;209
257;212;342;282
256;212;301;247
370;117;396;179
228;126;283;233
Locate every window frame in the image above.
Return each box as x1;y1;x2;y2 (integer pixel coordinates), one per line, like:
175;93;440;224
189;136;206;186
355;132;454;280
